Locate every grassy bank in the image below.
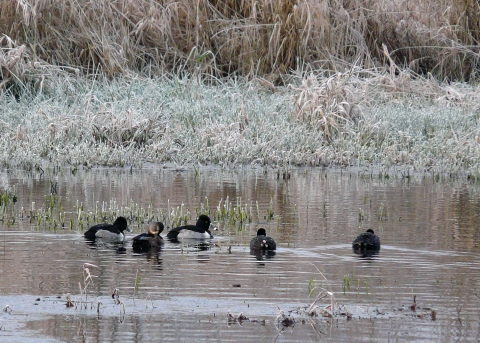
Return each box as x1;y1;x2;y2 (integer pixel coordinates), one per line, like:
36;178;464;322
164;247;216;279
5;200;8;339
1;68;480;174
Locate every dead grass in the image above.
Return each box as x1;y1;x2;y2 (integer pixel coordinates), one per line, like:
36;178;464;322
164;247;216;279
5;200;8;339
0;0;478;83
291;71;362;141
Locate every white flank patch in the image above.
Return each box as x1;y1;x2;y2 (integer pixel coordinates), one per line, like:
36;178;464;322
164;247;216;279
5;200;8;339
95;231;123;242
177;230;210;239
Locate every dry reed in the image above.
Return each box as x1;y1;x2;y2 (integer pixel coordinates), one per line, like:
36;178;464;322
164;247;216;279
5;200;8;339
0;0;478;83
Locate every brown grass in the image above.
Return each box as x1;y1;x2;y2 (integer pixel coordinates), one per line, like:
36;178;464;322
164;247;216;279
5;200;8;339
0;0;479;85
291;70;363;141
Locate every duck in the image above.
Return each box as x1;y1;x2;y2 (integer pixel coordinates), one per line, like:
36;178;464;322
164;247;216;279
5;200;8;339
132;222;164;251
250;228;276;251
166;214;214;240
84;216;131;242
352;229;380;250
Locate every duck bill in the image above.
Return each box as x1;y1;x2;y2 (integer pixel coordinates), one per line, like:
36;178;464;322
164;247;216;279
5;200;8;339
125;226;132;233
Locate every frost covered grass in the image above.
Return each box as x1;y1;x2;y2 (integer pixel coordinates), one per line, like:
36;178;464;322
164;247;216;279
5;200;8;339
1;69;480;175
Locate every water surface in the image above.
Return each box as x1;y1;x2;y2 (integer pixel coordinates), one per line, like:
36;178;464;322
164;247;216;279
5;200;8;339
0;167;480;342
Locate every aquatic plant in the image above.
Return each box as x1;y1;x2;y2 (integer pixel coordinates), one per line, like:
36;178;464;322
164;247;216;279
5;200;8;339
307;265;339;318
80;263;97;309
23;189;275;235
212;196;252;228
377;203;388;222
307;278;315;297
0;188;17;224
134;269;141;299
64;293;74;308
97;301;103;316
358;208;365;222
167;201;190;228
266;198;274;222
343;275;351;294
112;288;126;318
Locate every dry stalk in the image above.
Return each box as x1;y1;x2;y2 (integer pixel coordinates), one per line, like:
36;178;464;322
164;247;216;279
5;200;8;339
308;264;339;318
81;263;98;308
291;72;361;140
0;0;478;80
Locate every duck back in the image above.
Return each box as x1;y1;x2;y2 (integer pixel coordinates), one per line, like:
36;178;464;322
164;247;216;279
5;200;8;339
352;229;380;249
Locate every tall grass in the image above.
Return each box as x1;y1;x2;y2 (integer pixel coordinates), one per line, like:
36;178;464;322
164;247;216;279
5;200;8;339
0;0;478;81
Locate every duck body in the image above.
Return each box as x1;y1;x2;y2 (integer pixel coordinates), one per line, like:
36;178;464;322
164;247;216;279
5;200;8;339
84;216;131;242
167;215;214;241
132;222;164;251
352;229;380;250
250;228;276;251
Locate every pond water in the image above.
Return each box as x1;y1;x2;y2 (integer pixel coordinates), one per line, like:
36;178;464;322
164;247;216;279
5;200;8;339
1;166;480;342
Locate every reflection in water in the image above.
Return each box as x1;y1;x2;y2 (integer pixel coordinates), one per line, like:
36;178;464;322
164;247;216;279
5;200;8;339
250;249;276;261
84;238;128;252
194;242;212;251
132;239;164;253
132;246;163;270
196;254;210;263
167;237;213;252
3;168;480;342
352;246;380;258
116;246;127;254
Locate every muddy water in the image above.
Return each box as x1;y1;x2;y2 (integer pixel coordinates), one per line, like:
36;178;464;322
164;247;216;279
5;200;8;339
1;167;480;342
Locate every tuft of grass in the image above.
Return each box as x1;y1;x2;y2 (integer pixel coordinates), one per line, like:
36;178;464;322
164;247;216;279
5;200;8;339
307;264;339;318
212;196;252;228
358;208;365;222
292;72;362;141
